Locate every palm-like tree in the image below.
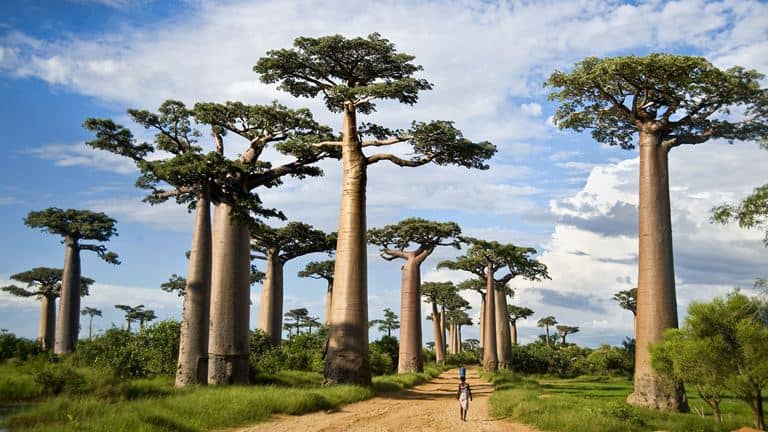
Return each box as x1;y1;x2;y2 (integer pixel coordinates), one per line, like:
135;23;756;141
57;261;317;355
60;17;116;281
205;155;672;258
537;316;557;347
80;306;102;339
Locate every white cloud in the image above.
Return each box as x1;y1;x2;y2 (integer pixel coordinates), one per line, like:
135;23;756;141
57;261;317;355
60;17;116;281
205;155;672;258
85;197;193;231
24;142;137;174
520;102;543;117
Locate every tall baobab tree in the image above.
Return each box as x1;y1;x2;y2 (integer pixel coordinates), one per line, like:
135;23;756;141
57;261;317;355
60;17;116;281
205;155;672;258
537;316;557;347
556;325;580;345
193;101;337;385
1;268;93;349
251;222;335;345
444;295;470;354
457;278;488;349
368;218;461;373
115;304;144;332
421;281;456;364
546;54;767;411
80;307;102;339
507;305;534;346
298;260;335;323
25;209;119;354
255;33;496;385
439;239;549;370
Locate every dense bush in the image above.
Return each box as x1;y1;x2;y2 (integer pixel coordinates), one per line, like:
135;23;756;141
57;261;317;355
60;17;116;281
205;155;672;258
445;349;480;365
74;320;180;378
30;362;87;395
509;342;632;377
249;328;326;376
0;332;43;361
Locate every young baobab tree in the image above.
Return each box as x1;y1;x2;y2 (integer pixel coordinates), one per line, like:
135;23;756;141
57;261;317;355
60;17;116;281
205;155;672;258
284;308;309;336
25;208;119;354
115;304;144;332
372;307;400;338
136;309;157;331
194;101;337;385
302;315;322;334
421;281;456;364
251;222;335;345
614;287;638;339
457;278;487;349
439;239;549;370
556;325;580;345
80;306;102;339
298;260;335;323
444;295;470;354
537;316;557;348
507;304;534;346
547;54;767;411
1;268;93;349
255;33;496;385
368;218;461;373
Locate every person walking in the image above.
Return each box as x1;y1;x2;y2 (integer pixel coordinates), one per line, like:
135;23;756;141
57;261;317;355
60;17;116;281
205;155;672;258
457;375;473;421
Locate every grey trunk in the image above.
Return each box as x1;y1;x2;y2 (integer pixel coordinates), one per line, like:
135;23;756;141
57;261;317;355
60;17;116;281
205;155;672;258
495;288;511;368
398;258;423;373
40;295;56;350
482;264;498;371
257;250;284;346
54;237;80;354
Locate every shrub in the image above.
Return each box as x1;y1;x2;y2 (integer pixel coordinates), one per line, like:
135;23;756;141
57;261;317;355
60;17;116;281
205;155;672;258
30;363;87;395
0;332;43;361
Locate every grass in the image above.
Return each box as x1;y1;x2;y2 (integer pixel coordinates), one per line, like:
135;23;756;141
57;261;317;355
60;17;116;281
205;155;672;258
2;364;450;431
485;370;758;432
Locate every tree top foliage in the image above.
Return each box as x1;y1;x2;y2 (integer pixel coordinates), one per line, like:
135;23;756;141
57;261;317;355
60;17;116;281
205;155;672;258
298;259;335;281
456;278;513;296
712;184;768;246
537;316;558;327
556;325;580;335
368;217;461;259
24;208;120;264
421;281;457;304
251;222;336;262
2;267;93;298
508;304;535;322
613;288;638;315
437;237;549;284
546;53;768;149
255;33;432;114
81;306;102;317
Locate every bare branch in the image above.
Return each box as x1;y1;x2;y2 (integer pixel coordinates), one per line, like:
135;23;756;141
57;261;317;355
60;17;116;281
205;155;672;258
361;136;411;147
382;249;408;260
366;153;435;167
310;141;343;148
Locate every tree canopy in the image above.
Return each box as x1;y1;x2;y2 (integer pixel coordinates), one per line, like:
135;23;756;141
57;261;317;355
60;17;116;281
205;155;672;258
507;305;534;323
546;53;768;149
368;218;461;261
251;222;336;262
298;260;334;282
25;209;120;264
613;288;638;316
1;267;93;298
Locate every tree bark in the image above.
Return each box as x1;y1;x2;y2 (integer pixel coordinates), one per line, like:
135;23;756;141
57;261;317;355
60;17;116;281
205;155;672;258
495;289;512;368
54;237;80;355
482;264;498;371
704;398;722;423
431;302;446;363
398;258;423;373
510;321;518;346
257;250;284;346
457;325;462;353
627;130;688;412
439;308;446;352
751;390;764;431
39;295;55;350
175;198;212;387
325;280;333;325
448;322;455;354
208;203;251;384
479;298;485;349
324;105;371;386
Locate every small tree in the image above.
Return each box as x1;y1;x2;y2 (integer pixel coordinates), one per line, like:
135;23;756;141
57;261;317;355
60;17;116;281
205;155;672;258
284;308;309;337
556;325;580;345
368;218;461;373
302;316;322;334
537;316;557;348
613;288;637;316
115;304;144;333
507;305;534;346
547;54;767;411
298;260;335;323
1;268;93;349
80;307;102;339
653;290;768;428
25;208;119;354
136;309;157;331
372;308;400;338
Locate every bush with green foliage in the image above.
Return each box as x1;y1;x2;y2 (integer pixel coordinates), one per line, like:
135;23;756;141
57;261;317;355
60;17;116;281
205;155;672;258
0;332;43;361
249;328;326;375
444;349;480;365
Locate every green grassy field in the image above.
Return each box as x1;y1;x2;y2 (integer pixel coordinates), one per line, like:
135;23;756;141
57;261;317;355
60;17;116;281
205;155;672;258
486;370;758;432
1;362;449;431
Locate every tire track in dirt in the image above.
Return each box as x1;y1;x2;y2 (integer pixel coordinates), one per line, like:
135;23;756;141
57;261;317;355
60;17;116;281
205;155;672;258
233;368;537;432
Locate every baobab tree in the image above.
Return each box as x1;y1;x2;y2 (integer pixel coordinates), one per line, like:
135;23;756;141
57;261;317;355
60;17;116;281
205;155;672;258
537;316;557;348
298;260;334;323
371;308;400;338
368;218;461;373
302;315;322;334
251;222;335;345
444;296;471;354
193;101;337;385
457;278;488;349
115;304;144;332
136;309;157;330
1;268;93;349
25;209;119;354
255;33;496;385
614;288;638;339
80;307;102;339
507;305;534;346
556;325;580;345
439;239;549;370
547;54;767;411
421;281;456;364
284;308;309;336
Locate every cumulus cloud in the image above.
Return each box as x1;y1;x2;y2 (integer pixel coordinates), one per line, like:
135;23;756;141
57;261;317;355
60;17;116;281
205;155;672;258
24;142;137;174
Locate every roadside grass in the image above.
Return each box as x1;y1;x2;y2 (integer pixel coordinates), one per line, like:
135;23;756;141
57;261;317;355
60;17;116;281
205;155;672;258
485;369;756;432
3;363;449;431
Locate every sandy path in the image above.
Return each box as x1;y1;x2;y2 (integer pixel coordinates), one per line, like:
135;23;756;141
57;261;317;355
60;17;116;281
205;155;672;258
234;368;537;432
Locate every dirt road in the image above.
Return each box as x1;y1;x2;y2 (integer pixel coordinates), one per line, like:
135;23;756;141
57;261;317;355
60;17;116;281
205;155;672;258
235;368;537;432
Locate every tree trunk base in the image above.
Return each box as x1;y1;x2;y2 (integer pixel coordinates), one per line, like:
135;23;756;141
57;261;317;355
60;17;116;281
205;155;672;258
483;360;498;372
324;350;371;386
207;354;248;385
627;372;688;412
397;355;422;374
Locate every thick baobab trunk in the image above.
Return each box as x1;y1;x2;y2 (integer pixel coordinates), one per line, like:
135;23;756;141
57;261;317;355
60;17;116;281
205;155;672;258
39;295;55;350
398;259;423;373
208;203;251;385
495;289;511;368
325;280;333;324
448;322;455;354
627;131;687;412
510;321;518;346
325;106;371;386
257;250;284;346
431;302;446;363
176;198;212;387
482;265;498;371
479;298;485;349
55;237;80;355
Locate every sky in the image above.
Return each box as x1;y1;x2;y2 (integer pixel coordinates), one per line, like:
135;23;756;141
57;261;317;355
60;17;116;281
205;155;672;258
0;0;766;348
